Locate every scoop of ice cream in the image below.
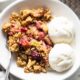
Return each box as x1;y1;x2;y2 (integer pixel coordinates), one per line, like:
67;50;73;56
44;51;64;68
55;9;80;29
48;17;74;44
49;43;74;72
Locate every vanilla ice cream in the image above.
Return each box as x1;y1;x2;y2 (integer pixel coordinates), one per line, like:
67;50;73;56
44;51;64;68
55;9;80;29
49;43;74;72
48;17;74;44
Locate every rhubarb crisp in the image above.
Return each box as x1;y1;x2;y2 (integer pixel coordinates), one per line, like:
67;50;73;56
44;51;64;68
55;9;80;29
2;7;53;73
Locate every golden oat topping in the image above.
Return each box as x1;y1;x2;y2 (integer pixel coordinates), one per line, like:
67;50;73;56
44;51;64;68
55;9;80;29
2;7;53;73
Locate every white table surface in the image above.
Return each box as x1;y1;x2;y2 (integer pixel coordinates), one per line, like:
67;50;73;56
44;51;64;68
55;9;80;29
0;0;80;80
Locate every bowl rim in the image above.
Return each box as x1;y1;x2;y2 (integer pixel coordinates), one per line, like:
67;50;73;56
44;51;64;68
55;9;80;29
0;0;80;80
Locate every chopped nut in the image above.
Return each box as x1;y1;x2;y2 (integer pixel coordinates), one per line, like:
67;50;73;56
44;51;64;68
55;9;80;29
8;43;19;52
21;16;33;26
20;54;27;60
17;57;26;67
27;59;36;68
13;21;21;28
41;22;48;33
10;12;20;21
32;8;44;18
26;16;33;23
24;67;29;73
20;9;32;19
13;32;22;38
33;65;42;72
2;22;11;32
44;9;52;21
42;67;47;73
8;36;16;46
44;35;53;45
25;48;31;55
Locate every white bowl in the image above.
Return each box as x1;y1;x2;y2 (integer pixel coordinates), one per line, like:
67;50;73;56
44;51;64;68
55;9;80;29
0;0;80;80
0;0;15;11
